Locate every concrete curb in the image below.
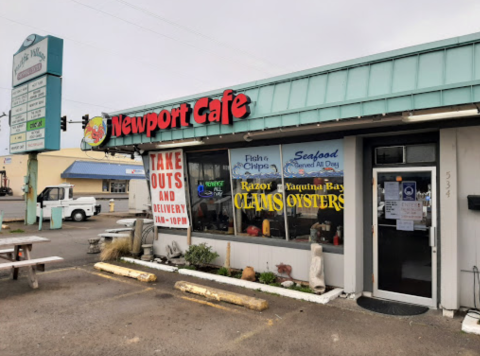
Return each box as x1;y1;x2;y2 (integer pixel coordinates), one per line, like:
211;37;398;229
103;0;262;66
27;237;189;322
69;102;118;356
179;269;343;305
121;257;178;272
94;262;157;282
120;258;343;305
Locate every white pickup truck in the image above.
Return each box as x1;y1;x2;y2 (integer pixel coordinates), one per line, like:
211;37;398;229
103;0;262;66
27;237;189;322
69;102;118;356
36;184;101;222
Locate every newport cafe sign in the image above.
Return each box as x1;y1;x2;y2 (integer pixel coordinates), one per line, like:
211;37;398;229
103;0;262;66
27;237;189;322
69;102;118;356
111;90;251;138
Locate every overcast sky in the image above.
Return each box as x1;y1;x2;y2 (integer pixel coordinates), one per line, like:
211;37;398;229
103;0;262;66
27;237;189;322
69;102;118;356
1;0;480;157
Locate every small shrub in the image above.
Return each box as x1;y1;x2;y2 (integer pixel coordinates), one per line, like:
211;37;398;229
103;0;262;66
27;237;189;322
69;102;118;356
184;243;219;266
259;272;277;285
100;238;131;261
232;271;243;279
217;267;229;276
9;229;25;233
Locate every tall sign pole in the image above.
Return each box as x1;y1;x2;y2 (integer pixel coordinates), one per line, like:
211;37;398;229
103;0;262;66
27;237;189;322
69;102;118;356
10;34;63;225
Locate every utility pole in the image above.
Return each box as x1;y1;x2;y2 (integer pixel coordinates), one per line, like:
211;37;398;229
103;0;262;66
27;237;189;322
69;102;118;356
25;153;38;225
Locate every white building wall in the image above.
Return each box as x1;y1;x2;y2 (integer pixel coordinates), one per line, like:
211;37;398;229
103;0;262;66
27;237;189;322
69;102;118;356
343;136;363;295
439;129;459;311
455;126;480;308
154;233;345;287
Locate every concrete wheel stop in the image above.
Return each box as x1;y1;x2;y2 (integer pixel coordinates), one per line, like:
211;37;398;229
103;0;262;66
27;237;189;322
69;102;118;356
175;281;269;311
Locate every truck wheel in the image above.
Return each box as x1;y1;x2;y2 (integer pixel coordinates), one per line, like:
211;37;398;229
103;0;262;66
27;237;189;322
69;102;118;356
71;210;86;222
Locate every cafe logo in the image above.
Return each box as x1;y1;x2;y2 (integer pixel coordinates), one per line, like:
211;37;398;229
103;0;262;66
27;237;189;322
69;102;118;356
84;116;108;147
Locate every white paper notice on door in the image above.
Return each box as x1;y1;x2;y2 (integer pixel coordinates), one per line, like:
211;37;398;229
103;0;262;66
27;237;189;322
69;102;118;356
400;201;423;220
396;219;414;231
385;200;401;219
384;181;400;201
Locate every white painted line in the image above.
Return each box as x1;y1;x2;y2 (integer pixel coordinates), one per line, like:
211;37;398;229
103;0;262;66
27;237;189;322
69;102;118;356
178;269;343;305
121;257;178;272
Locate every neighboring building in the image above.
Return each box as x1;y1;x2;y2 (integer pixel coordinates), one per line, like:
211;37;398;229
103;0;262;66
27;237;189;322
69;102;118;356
86;32;480;316
1;148;144;196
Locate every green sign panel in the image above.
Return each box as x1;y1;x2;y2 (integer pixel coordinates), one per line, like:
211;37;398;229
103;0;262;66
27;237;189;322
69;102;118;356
27;118;45;131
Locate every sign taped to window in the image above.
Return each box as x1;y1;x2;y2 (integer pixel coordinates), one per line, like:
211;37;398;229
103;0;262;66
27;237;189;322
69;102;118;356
149;149;190;228
396;219;414;231
402;181;416;201
384;182;399;201
400;201;423;220
385;200;401;219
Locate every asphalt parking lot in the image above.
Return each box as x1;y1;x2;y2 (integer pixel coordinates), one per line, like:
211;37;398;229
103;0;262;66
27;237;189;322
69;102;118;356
1;216;480;356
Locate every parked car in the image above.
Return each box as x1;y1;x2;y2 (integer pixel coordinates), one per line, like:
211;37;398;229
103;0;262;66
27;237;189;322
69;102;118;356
36;183;101;221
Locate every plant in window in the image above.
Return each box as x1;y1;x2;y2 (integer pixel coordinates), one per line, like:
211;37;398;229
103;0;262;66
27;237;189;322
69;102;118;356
184;243;219;267
258;272;277;285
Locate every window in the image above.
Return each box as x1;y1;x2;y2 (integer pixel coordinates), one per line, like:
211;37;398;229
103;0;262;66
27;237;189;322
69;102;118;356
188;151;233;234
228;140;344;245
375;144;436;165
46;188;64;201
230;146;286;239
375;146;405;165
184;139;345;249
68;187;73;199
111;181;127;193
282;141;344;245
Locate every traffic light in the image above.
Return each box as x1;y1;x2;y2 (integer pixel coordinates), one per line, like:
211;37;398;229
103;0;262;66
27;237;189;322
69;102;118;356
81;114;89;130
61;116;67;131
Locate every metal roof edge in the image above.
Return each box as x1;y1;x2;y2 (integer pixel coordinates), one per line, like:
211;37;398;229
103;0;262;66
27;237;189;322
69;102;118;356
108;31;480;116
70;160;141;167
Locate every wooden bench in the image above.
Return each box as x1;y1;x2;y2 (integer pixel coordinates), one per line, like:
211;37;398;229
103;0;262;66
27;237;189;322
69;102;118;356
0;256;64;272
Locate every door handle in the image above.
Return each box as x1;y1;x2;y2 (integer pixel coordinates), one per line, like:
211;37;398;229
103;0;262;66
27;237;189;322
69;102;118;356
429;226;436;247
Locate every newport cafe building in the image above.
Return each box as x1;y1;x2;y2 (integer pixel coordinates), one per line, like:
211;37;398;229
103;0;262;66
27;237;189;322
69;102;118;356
87;33;480;315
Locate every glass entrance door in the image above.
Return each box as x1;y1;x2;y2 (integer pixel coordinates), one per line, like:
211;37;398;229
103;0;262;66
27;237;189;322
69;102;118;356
373;167;437;307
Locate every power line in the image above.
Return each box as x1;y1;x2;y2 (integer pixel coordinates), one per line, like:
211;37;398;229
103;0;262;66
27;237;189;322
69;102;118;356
0;14;208;87
70;0;274;76
63;98;115;110
112;0;290;73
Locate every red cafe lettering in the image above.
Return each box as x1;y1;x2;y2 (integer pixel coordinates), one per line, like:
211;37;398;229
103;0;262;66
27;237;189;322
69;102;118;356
111;89;251;138
149;151;183;190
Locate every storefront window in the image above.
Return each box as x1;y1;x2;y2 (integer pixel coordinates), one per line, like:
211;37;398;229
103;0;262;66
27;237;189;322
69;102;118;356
184;140;345;247
282;140;344;245
188;151;233;234
110;180;127;193
230;146;286;239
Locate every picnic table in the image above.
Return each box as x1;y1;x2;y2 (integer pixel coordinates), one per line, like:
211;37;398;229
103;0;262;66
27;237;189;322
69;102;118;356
0;236;64;289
